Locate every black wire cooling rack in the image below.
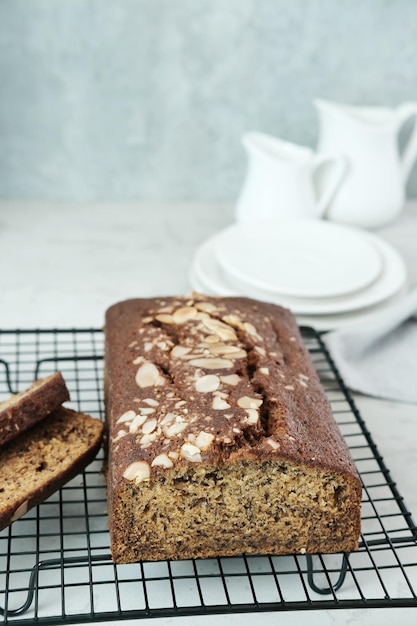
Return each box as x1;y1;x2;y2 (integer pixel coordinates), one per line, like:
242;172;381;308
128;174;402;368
0;327;416;624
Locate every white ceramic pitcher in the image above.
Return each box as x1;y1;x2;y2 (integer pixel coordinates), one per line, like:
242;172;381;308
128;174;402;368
235;132;346;223
314;98;417;229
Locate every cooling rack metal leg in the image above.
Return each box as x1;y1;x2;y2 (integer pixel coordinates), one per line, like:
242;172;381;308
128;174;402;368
306;553;348;595
0;553;112;617
0;561;39;617
0;358;17;394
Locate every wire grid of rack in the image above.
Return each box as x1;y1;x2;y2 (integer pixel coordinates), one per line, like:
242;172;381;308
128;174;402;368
0;327;416;624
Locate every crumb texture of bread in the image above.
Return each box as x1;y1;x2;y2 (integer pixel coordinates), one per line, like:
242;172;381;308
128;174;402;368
0;372;70;447
0;407;104;531
104;295;362;563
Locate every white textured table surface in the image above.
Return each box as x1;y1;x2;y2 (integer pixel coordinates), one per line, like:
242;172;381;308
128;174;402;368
0;200;416;625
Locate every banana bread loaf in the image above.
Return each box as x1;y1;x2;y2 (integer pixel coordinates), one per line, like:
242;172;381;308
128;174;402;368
0;372;70;447
0;406;104;531
104;295;362;563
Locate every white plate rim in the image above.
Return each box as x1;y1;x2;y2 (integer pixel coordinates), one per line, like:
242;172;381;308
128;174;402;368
214;219;383;299
190;230;407;315
188;267;408;331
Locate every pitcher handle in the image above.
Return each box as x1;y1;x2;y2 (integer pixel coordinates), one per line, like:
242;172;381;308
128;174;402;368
312;153;347;219
397;102;417;183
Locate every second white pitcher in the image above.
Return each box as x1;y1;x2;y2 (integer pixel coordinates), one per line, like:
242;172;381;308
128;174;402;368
235;131;346;223
314;98;417;229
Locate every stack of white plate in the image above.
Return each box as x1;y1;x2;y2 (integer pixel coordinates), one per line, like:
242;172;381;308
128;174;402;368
189;219;408;330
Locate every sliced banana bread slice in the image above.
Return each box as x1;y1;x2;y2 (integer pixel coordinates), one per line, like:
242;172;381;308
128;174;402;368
0;372;70;447
0;406;104;531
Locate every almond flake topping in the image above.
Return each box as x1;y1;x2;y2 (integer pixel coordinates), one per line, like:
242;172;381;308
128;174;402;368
155;313;175;324
216;326;238;341
181;443;202;462
237;396;263;409
129;414;147;432
143;398;159;407
222;314;244;329
204;334;221;344
208;345;247;360
116;410;136;424
245;409;259;424
113;429;128;442
189;357;233;370
123;461;151;484
266;438;280;450
164;421;187;437
195;374;221;393
201;317;238;341
141;418;157;434
213;390;228;399
160;412;175;425
140;433;158;447
151;453;174;468
209;344;244;355
212;396;231;410
195;301;218;313
172;306;198;324
139;407;155;415
243;321;260;338
135;362;165;388
220;374;241;386
195;431;215;450
171;345;192;359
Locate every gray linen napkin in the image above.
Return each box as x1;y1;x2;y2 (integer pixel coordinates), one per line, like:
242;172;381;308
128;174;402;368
323;287;417;403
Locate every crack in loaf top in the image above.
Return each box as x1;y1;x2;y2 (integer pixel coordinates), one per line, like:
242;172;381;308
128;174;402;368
105;295;358;485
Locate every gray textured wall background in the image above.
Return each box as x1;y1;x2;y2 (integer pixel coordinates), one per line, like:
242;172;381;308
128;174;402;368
1;0;417;202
